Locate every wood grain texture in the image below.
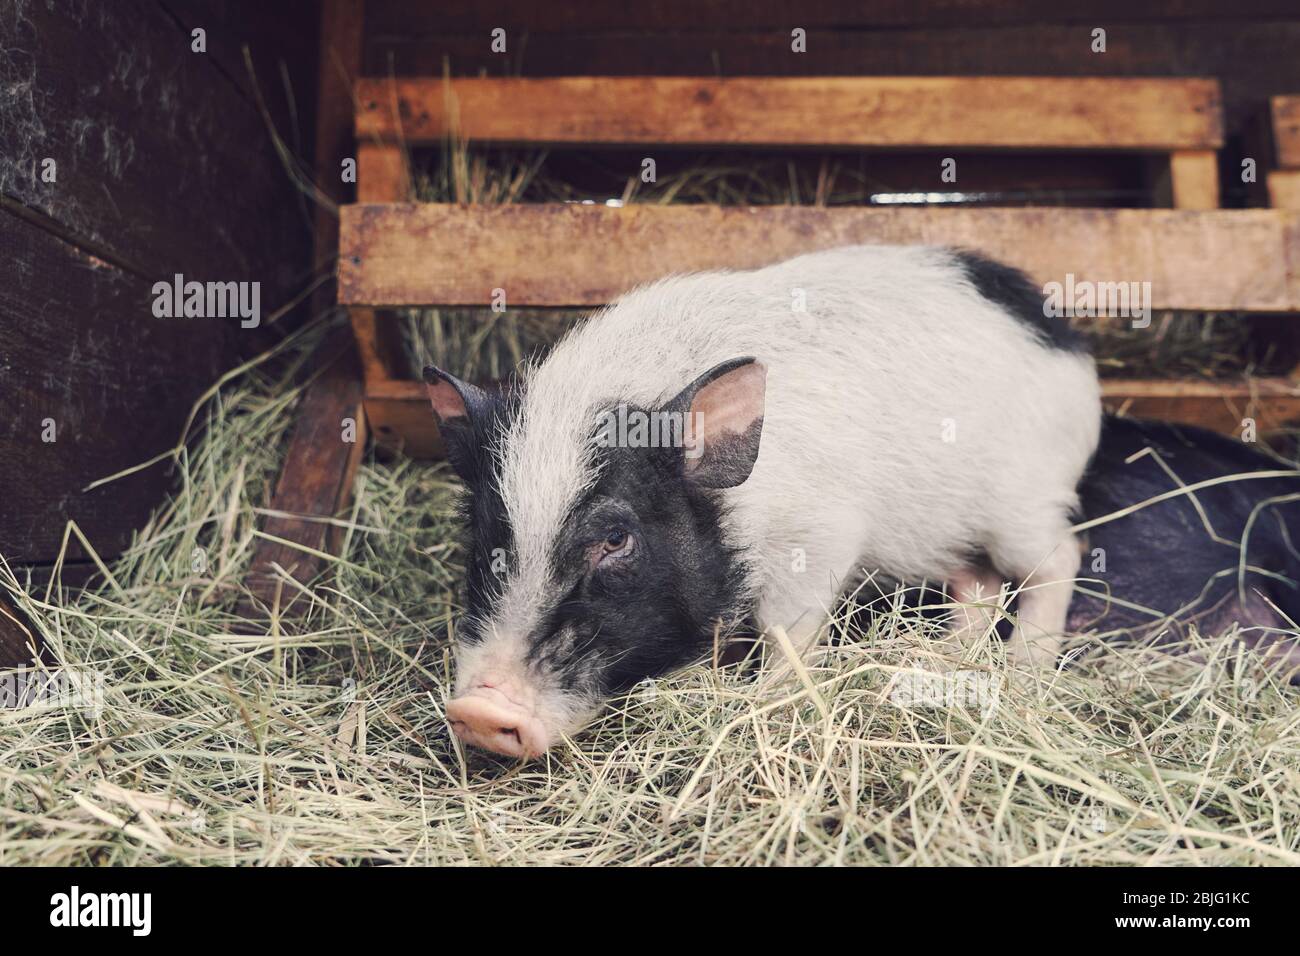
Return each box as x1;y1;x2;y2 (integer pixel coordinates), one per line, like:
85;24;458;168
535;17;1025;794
365;0;1300;33
365;381;445;458
0;210;233;562
240;329;366;615
1269;170;1300;210
308;0;365;299
366;377;1300;460
351;142;410;387
0;0;319;571
238;1;367;620
1272;96;1300;169
357;143;411;202
360;21;1298;143
0;595;46;669
339;204;1298;311
0;0;314;303
1167;151;1220;209
1102;377;1300;433
355;76;1224;150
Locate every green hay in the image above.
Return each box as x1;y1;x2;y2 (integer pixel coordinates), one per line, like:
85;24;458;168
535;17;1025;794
2;323;1298;866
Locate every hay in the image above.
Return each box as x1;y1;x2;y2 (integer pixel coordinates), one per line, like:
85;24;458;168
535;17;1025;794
2;321;1298;866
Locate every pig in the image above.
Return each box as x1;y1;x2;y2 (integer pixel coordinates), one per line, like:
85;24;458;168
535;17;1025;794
1066;415;1300;655
878;415;1300;672
424;245;1102;758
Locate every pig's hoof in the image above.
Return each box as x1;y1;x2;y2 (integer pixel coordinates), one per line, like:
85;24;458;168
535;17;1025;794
1006;630;1065;670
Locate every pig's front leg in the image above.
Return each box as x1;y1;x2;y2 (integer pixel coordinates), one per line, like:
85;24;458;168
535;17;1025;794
754;592;834;685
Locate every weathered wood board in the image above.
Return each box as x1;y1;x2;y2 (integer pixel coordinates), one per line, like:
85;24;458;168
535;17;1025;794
361;19;1300;144
0;0;319;571
1272;96;1300;170
339;204;1300;311
239;329;366;616
356;76;1223;150
365;0;1300;34
1269;170;1300;210
0;210;232;562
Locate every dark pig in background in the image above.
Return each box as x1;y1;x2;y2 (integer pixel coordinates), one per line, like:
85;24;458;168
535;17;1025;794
934;416;1300;668
1066;416;1300;653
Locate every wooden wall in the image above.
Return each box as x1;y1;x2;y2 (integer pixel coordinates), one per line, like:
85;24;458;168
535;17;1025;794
0;0;319;583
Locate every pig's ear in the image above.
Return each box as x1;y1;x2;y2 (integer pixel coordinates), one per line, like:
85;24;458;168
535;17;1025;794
669;357;766;489
423;365;489;426
423;365;493;483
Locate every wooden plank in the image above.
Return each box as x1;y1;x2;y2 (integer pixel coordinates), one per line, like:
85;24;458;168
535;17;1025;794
239;330;367;615
1271;95;1300;169
0;0;320;572
355;76;1224;150
351;142;410;388
357;143;411;202
1167;150;1220;209
1286;213;1300;312
0;0;312;314
366;377;1300;461
309;0;366;300
1269;170;1300;210
0;595;46;669
339;204;1297;311
1103;377;1300;434
361;22;1297;144
366;0;1300;33
0;209;233;563
351;308;409;387
366;382;445;458
238;1;366;619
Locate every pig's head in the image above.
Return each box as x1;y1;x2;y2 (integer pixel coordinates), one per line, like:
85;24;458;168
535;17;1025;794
424;357;766;759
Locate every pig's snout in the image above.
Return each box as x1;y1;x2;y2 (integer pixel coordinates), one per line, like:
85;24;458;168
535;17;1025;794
447;681;550;759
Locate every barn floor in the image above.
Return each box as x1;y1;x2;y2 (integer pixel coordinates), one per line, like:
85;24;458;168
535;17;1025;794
2;321;1298;866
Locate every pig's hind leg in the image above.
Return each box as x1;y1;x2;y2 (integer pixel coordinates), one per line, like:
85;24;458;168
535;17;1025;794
987;518;1084;668
946;566;1009;653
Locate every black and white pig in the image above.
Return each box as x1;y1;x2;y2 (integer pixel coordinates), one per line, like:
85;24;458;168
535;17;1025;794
874;415;1300;670
425;245;1102;757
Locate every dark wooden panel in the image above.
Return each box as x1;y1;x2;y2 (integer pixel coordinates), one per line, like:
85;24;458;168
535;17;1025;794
339;204;1299;311
0;0;322;570
0;209;233;562
366;1;1300;34
0;0;314;310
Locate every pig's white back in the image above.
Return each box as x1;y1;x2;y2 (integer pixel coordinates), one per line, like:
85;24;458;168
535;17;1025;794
496;244;1101;646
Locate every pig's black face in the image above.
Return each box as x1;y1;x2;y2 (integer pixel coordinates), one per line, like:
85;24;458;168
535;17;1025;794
537;430;751;697
426;358;766;756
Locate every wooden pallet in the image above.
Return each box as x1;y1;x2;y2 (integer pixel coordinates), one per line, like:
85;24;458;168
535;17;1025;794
1268;95;1300;211
343;74;1300;456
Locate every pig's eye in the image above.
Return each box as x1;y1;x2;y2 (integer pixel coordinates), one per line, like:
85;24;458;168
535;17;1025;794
598;529;635;564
